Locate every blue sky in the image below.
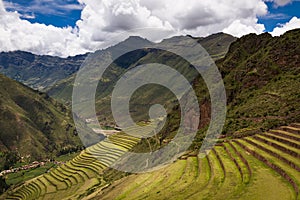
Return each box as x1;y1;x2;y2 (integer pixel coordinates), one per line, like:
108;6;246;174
259;1;300;32
3;0;83;27
3;0;300;31
1;0;300;57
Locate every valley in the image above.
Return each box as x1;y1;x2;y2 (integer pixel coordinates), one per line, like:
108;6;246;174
0;29;299;200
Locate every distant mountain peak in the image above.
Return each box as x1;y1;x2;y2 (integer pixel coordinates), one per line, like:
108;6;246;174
126;35;150;42
117;35;153;47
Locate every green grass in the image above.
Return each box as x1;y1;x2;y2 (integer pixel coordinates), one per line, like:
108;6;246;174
246;137;300;170
182;155;212;199
224;142;251;183
3;132;141;200
256;134;300;155
162;158;198;195
230;141;294;200
190;149;225;199
5;152;80;187
115;159;187;200
265;132;300;146
90;124;300;200
6;163;54;186
55;152;80;162
239;139;300;189
212;146;243;199
3;124;300;200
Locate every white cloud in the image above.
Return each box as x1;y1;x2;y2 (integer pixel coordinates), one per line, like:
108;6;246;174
0;1;86;57
271;17;300;36
0;0;277;57
142;0;267;32
274;0;292;6
3;0;84;16
74;0;269;44
265;0;292;7
20;13;36;19
75;0;174;48
223;19;266;37
260;13;289;20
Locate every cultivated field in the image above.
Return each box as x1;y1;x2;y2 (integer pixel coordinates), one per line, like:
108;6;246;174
93;123;300;200
3;132;140;200
3;123;300;200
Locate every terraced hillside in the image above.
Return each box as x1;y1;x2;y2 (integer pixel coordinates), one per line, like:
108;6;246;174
2;123;300;200
90;123;300;200
2;132;140;200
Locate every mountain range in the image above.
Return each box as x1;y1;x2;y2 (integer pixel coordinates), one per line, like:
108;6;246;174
0;29;300;199
1;29;299;157
0;51;87;91
131;28;300;152
47;33;236;123
0;32;235;160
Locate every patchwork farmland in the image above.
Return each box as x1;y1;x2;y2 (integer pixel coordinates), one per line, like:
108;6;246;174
3;123;300;200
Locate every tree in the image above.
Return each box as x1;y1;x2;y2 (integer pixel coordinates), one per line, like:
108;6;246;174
3;151;20;170
0;176;8;194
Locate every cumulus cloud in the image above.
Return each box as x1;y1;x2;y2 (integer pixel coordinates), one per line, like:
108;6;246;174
141;0;267;29
74;0;269;46
76;0;173;44
0;1;86;57
1;0;298;57
223;19;266;37
271;17;300;36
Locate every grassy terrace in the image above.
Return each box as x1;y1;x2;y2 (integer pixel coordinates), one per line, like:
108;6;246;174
2;124;300;200
3;131;141;200
92;124;300;200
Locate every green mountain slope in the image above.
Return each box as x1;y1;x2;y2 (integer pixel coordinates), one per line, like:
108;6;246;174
157;29;300;152
220;28;300;135
0;30;299;200
47;33;236;117
47;36;154;105
0;51;87;91
0;73;82;161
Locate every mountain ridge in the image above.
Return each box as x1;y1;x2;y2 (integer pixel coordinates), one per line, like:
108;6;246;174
0;51;88;91
0;73;83;161
47;32;236;105
0;33;236;92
